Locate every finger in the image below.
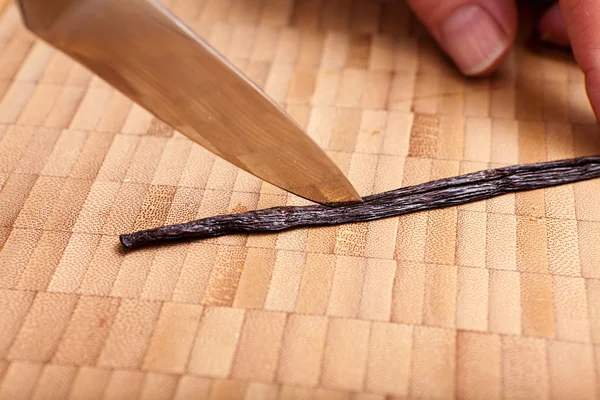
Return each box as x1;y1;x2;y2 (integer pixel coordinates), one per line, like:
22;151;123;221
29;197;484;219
539;2;571;47
559;0;600;120
405;0;518;76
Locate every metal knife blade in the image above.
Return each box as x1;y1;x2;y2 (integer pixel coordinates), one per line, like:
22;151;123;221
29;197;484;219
16;0;363;205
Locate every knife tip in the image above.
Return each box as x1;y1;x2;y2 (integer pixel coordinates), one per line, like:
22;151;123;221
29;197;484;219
321;198;364;207
302;180;364;207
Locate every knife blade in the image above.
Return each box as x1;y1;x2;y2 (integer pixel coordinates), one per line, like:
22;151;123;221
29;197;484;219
16;0;363;205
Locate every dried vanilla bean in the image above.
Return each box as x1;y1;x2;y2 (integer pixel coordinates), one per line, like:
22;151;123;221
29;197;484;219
120;156;600;250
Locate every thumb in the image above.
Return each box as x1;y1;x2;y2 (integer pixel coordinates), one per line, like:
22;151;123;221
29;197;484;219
405;0;518;76
557;0;600;121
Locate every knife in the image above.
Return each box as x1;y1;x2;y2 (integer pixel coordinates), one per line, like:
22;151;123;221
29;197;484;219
15;0;363;205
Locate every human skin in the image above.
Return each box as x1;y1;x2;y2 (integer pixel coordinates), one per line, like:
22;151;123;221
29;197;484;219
404;0;600;122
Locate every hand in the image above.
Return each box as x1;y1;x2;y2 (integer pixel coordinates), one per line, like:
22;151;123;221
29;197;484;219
405;0;600;120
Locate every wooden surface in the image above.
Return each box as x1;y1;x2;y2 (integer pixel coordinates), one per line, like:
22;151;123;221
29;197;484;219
1;0;600;399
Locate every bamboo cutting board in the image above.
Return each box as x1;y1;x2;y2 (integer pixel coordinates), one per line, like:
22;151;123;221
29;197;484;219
1;0;600;399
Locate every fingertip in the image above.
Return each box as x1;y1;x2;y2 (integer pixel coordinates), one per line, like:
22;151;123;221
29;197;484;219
538;2;571;47
440;4;513;75
558;0;600;123
405;0;518;76
585;68;600;122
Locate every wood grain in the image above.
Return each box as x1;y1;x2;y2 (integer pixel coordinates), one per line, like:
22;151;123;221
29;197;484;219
1;0;600;399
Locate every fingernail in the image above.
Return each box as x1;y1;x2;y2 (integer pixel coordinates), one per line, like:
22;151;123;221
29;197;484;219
440;5;510;75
